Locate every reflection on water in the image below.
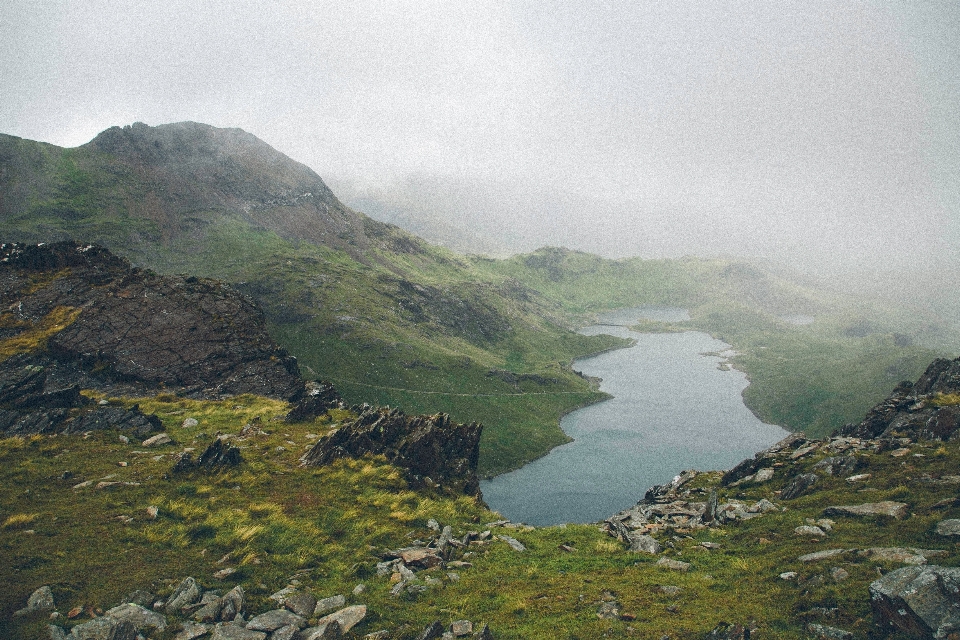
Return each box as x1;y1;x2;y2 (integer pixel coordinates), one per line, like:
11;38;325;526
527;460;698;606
480;309;786;526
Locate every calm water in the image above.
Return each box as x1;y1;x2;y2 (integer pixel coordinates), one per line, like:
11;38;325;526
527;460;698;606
480;307;786;526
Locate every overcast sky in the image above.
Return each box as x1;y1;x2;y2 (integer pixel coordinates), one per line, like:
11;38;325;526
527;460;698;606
2;1;959;276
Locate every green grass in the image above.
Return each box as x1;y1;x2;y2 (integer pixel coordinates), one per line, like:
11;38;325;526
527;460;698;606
5;392;960;639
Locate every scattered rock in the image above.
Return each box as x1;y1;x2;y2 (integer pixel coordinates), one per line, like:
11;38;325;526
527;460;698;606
798;549;853;563
627;533;662;554
416;620;445;640
211;622;267;640
300;406;482;495
450;619;473;636
142;433;172;447
935;519;960;536
823;501;909;520
779;572;798;581
182;418;199;428
869;564;960;638
780;473;818;500
166;577;201;613
656;558;691;572
313;595;347;617
498;535;526;552
858;547;947;565
282;591;317;618
806;623;853;639
104;603;168;633
794;525;827;537
316;605;366;634
172;437;242;473
14;585;55;617
245;609;305;632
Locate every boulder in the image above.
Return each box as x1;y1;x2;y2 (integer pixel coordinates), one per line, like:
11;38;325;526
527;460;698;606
627;533;662;554
104;603;167;633
313;595;346;617
300;406;482;495
823;501;909;519
166;577;201;613
316;605;366;634
210;623;267;640
780;473;818;500
935;519;960;536
869;564;960;638
14;585;55;616
282;591;317;618
245;609;304;632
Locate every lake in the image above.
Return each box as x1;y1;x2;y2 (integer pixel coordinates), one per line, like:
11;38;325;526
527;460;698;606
479;307;787;526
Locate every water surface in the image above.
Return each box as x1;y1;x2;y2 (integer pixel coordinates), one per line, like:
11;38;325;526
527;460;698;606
480;308;785;525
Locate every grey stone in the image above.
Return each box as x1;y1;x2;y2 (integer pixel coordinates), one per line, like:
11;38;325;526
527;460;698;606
416;621;444;640
220;585;245;622
211;622;267;640
166;577;201;613
104;603;167;632
798;548;853;562
270;624;299;640
794;525;827;537
297;622;342;640
193;598;224;623
830;567;850;582
870;565;960;638
316;605;366;634
48;625;69;640
313;595;346;617
142;433;172;447
450;620;472;636
806;623;853;639
122;590;155;608
655;557;690;571
174;622;210;640
28;586;56;612
475;624;493;640
702;489;719;523
107;621;137;640
858;547;948;565
780;473;818;500
283;591;317;618
497;535;526;552
183;418;199;428
627;533;662;554
69;617;117;640
753;468;774;482
935;518;960;536
596;601;620;620
245;609;305;632
823;501;909;519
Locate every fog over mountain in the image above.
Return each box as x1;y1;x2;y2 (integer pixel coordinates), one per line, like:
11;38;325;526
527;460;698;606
3;2;959;287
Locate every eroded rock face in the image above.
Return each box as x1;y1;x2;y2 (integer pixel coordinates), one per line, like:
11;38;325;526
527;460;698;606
869;565;960;638
839;357;960;441
300;406;482;496
0;241;304;401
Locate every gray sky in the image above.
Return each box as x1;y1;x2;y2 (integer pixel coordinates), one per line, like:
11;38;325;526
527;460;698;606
2;1;959;276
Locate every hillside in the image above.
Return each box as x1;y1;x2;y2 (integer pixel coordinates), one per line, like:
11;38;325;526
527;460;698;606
2;244;960;638
0;122;955;474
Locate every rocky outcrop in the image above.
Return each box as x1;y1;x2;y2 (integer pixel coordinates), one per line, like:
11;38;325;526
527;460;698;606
869;565;960;638
300;406;483;496
0;241;304;402
838;356;960;441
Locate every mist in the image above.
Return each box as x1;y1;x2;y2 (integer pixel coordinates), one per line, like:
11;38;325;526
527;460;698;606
3;1;959;288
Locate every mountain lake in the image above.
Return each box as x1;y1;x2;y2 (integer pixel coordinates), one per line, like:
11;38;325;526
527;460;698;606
480;306;788;525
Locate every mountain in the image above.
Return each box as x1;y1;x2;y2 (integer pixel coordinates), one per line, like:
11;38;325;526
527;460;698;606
0;122;954;475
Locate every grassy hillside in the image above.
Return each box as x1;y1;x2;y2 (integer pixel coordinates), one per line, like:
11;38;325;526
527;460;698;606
6;389;960;639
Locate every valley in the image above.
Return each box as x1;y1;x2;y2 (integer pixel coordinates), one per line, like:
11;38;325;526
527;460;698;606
1;123;960;638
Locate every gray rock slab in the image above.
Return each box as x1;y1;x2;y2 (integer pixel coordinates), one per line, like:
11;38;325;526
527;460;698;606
270;624;299;640
313;595;346;617
935;518;960;536
166;577;201;613
174;622;210;640
105;603;168;632
627;533;662;554
794;525;827;537
798;548;854;562
870;565;960;638
69;617;117;640
28;585;56;611
211;622;267;640
655;557;690;571
823;501;909;519
806;623;853;639
245;609;305;632
317;605;366;634
283;591;317;618
48;625;69;640
498;535;526;551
